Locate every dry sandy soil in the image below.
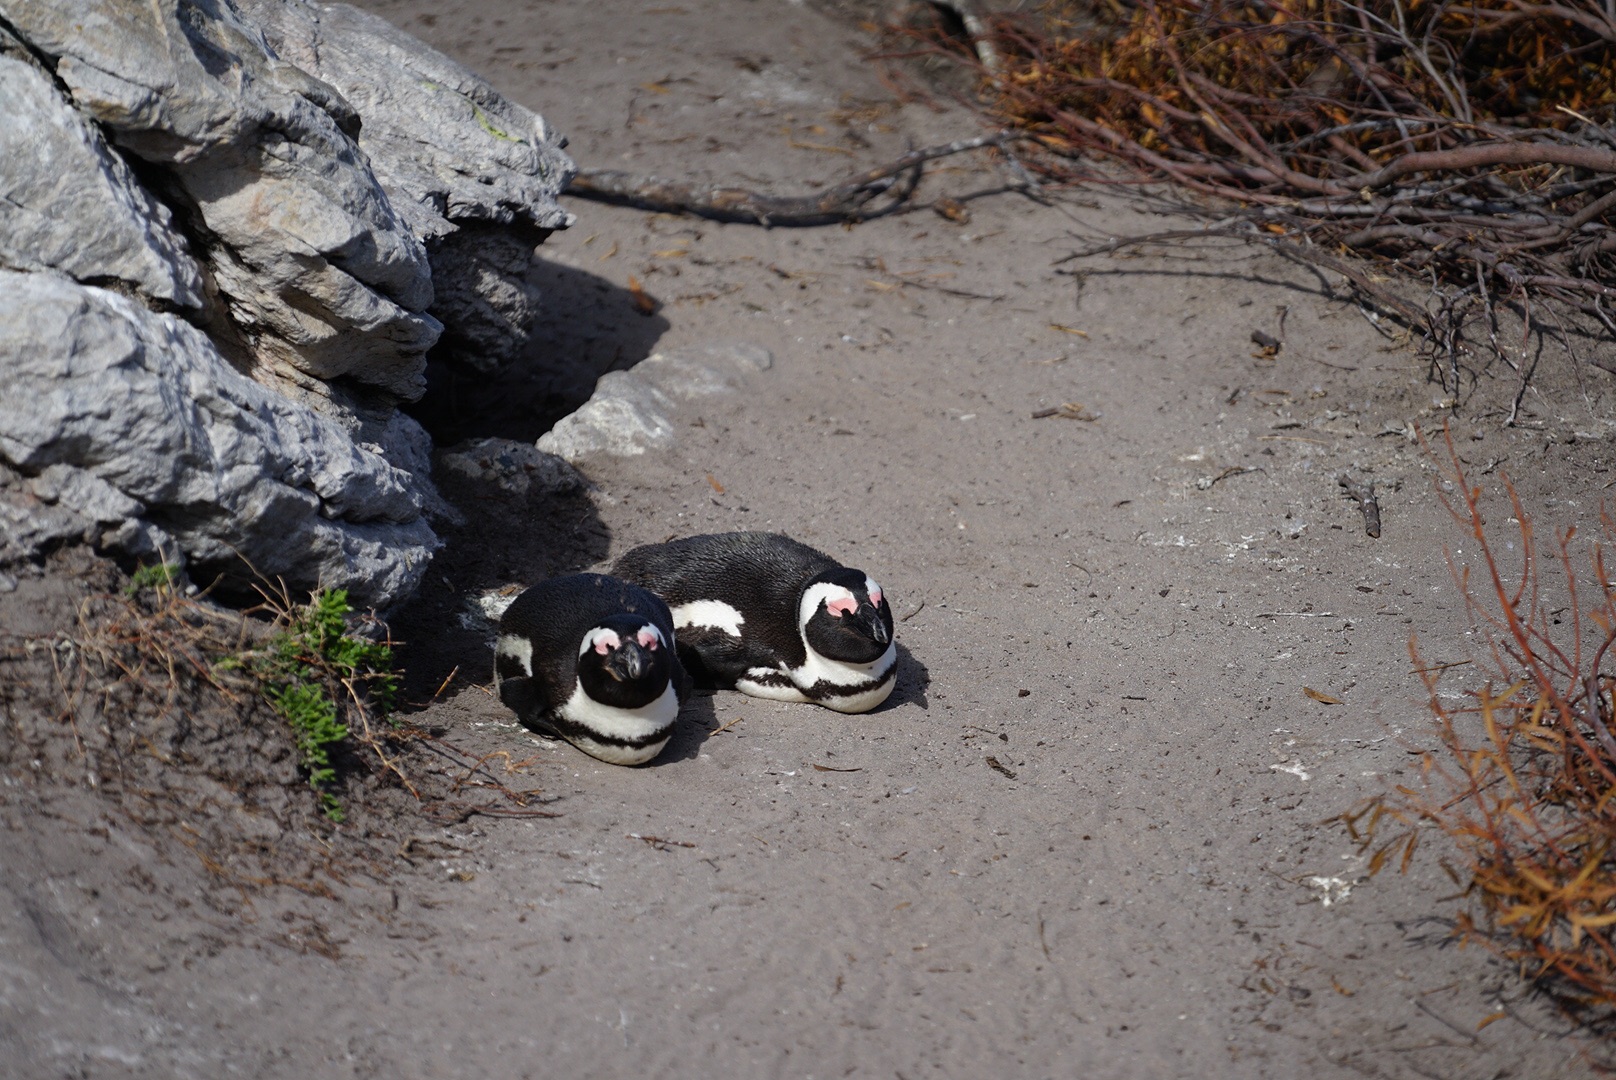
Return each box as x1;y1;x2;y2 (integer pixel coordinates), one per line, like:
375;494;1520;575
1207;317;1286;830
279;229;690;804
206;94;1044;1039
9;1;1616;1077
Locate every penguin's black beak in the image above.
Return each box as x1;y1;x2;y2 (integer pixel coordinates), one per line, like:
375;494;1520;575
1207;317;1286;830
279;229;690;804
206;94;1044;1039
606;642;650;682
869;608;891;645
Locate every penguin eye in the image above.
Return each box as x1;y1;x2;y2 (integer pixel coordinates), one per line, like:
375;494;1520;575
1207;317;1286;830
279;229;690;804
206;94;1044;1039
637;628;660;650
826;597;858;617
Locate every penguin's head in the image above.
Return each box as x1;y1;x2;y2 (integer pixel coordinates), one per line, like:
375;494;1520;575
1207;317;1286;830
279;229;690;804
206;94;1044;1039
800;568;894;664
576;615;673;708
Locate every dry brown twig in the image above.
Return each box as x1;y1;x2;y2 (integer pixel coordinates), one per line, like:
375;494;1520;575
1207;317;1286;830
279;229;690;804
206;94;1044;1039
1337;473;1383;537
567;133;1021;224
1338;423;1616;1029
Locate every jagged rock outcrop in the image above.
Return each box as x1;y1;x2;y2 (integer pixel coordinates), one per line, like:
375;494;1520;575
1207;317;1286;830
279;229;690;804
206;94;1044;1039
0;0;575;606
0;270;438;608
0;0;439;400
244;0;576;371
0;29;204;310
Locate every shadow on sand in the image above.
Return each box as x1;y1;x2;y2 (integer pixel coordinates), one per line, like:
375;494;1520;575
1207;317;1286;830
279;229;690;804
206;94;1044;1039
391;261;669;707
404;258;671;446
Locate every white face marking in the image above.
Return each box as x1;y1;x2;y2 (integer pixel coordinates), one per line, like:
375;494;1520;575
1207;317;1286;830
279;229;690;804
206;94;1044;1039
580;626;623;656
865;577;883;608
636;625;664;650
780;580;898;711
800;582;858;627
495;634;534;678
671;599;746;638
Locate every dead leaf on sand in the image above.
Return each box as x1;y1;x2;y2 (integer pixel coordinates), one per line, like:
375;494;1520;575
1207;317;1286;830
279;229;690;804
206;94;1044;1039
628;274;657;315
1031;402;1100;421
985;756;1018;779
1303;686;1342;705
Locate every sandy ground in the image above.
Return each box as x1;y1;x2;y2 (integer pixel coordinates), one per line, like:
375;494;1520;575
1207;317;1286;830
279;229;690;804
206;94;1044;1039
9;1;1616;1076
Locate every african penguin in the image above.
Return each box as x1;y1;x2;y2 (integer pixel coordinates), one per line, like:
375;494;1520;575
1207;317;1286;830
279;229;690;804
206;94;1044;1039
493;574;690;766
611;532;896;713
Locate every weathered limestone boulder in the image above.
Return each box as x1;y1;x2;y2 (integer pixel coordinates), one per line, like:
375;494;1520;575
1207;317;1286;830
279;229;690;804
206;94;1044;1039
243;0;576;371
0;0;576;608
0;29;204;310
0;0;438;400
0;270;438;608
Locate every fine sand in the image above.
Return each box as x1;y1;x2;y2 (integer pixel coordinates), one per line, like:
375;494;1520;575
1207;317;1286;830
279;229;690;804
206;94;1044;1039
8;1;1616;1076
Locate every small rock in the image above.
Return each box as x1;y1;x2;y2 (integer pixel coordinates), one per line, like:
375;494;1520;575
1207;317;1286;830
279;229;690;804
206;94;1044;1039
535;343;771;462
537;371;677;462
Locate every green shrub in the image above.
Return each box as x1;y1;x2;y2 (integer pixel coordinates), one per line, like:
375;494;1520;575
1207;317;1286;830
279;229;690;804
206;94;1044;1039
250;589;397;821
125;562;179;596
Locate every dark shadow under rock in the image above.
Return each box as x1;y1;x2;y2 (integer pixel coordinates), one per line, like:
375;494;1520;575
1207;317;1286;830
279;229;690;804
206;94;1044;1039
387;439;613;706
403;260;670;446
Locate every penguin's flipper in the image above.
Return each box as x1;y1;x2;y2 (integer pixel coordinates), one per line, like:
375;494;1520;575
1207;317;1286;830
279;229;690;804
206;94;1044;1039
495;648;550;728
673;626;756;689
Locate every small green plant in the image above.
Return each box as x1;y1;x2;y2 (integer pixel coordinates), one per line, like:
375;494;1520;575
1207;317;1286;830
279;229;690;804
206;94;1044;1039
251;588;398;821
125;562;180;596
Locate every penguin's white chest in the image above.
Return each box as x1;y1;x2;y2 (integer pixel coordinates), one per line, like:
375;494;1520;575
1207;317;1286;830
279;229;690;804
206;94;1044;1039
557;680;679;765
737;641;898;713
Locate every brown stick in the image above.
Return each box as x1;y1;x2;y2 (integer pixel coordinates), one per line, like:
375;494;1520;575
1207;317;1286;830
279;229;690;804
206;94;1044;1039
1338;474;1382;539
1351;142;1616;194
565;133;1017;225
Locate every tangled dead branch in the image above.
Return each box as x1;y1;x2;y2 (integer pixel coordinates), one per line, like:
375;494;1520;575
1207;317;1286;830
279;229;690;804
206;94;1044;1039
900;0;1616;393
567;133;1019;224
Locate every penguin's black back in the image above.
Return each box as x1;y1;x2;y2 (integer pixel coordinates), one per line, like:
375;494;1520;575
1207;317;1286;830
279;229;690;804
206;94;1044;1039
495;573;678;719
611;532;842;683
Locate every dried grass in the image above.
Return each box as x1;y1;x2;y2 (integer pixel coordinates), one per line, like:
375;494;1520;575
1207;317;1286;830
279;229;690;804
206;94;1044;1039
1342;424;1616;1021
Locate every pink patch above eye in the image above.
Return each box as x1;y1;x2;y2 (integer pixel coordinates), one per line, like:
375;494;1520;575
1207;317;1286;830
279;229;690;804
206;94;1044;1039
827;597;858;616
869;588;883;607
637;629;660;649
594;640;612;654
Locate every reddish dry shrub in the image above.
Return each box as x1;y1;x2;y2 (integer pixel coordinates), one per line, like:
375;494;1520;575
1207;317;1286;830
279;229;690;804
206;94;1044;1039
963;0;1616;184
1345;425;1616;1014
893;1;1616;384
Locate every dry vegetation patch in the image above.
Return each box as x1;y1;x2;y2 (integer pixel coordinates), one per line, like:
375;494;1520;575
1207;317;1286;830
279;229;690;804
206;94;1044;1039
0;552;556;931
1342;429;1616;1036
900;0;1616;398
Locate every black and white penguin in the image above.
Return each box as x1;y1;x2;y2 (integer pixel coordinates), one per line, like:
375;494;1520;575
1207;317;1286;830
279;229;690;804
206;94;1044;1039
611;532;896;713
493;574;690;765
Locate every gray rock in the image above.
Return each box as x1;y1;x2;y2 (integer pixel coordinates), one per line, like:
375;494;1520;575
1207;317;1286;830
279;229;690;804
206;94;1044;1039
0;33;204;310
424;226;546;372
637;342;775;399
0;0;439;400
243;1;576;370
0;464;96;565
535;344;774;463
436;438;591;499
0;271;438;608
244;1;574;238
537;371;678;462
